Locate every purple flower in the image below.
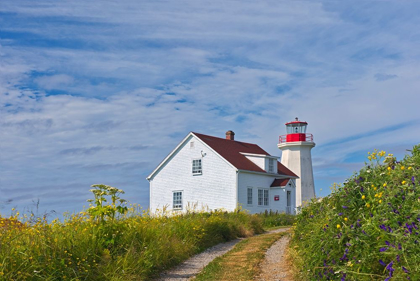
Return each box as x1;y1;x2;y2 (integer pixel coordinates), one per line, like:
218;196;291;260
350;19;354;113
412;176;416;185
406;223;413;234
341;273;347;281
398;243;402;250
342;206;348;209
338;212;343;216
396;255;400;262
379;247;388;252
402;266;409;273
386;261;394;272
379;259;387;266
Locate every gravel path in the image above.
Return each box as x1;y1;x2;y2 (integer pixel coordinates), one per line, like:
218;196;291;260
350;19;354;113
157;238;242;281
255;231;292;281
158;227;290;281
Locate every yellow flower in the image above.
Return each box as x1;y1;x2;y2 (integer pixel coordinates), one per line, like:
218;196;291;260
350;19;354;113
374;194;378;198
337;224;341;229
362;195;366;200
402;181;407;185
344;217;348;222
408;167;412;170
379;200;382;204
383;183;387;187
401;166;405;170
368;156;372;160
374;187;377;190
387;167;391;171
366;203;371;208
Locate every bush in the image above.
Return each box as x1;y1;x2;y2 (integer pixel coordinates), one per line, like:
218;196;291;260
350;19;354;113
291;145;420;280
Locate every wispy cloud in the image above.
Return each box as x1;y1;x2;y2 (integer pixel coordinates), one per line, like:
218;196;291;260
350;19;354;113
1;0;420;216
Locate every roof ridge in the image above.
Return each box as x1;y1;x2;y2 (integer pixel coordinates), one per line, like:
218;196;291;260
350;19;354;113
192;131;270;149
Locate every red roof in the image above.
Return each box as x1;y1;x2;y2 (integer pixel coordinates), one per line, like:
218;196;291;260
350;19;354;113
270;178;291;187
193;132;297;177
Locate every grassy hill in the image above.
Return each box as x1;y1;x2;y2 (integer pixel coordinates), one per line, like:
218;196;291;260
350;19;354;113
291;145;420;280
0;185;293;280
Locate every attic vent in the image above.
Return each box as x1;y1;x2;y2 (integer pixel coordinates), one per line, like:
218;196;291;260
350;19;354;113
190;141;194;148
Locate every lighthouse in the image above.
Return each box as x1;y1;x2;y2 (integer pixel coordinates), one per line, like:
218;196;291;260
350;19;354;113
278;117;316;208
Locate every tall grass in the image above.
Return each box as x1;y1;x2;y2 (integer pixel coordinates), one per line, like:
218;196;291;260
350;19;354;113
291;145;420;280
0;191;293;280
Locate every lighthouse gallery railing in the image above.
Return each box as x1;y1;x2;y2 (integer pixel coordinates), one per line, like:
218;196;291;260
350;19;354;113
279;133;313;143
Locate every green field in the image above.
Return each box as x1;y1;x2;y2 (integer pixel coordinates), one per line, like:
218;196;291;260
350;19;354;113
0;185;294;280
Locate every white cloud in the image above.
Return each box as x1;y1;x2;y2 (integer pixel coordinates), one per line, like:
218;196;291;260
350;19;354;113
1;0;420;216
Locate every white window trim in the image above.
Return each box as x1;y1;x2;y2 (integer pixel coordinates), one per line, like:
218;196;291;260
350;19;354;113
192;158;202;175
173;190;183;210
247;187;253;206
268;158;274;173
258;188;269;206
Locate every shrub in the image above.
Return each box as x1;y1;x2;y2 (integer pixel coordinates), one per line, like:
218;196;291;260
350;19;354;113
291;145;420;280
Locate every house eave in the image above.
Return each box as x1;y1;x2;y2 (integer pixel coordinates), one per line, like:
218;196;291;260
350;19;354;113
237;169;298;178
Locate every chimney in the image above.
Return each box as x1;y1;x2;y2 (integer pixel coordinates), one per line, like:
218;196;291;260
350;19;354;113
226;130;235;141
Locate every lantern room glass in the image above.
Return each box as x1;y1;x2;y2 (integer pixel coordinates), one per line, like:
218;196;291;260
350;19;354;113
286;123;307;134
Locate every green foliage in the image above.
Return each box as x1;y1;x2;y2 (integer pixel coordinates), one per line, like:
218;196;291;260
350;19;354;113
87;184;128;222
260;210;295;228
291;145;420;280
0;188;295;280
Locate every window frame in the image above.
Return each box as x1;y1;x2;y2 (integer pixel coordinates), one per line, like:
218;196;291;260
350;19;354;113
258;188;269;206
192;158;202;175
268;158;274;173
247;187;253;205
173;191;183;210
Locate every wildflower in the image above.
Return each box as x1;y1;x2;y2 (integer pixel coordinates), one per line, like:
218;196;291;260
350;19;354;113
337;224;341;229
401;166;405;170
383;183;387;187
408;166;412;170
366;203;371;208
362;195;366;200
379;200;382;204
402;180;406;185
338;212;343;216
342;206;348;209
402;266;409;273
387;167;391;171
379;259;387;266
379;247;388;252
344;217;348;222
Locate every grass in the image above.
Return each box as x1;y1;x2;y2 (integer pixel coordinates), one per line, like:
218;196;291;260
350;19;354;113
290;145;420;280
195;229;289;281
0;191;294;281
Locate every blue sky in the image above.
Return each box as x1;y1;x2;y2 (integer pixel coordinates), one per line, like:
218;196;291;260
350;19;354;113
1;0;419;218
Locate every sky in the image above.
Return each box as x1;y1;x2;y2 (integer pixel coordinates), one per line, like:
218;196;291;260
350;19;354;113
1;0;419;218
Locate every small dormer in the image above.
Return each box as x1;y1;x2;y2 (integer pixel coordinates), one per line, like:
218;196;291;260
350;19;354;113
240;153;279;173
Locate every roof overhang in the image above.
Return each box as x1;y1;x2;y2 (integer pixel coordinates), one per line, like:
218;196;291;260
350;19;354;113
239;152;279;159
238;169;297;178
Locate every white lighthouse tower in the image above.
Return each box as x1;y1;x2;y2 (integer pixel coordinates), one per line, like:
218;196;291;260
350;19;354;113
278;118;316;208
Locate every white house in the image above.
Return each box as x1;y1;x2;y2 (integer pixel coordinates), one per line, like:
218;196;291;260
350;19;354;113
147;130;299;214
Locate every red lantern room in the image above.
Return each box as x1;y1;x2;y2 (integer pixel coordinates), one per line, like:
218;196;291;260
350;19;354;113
279;117;313;143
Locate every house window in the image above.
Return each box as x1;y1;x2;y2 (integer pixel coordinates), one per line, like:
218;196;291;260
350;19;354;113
192;159;202;175
173;191;183;210
258;189;269;206
268;159;274;173
247;187;253;205
190;141;194;148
